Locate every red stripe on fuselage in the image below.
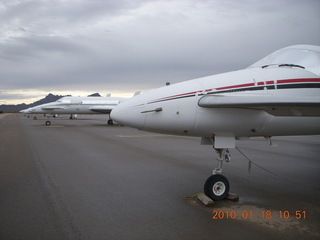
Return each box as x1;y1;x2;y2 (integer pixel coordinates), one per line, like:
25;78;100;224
277;78;320;84
216;82;255;91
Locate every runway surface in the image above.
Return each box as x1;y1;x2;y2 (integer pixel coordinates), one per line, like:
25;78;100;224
1;113;319;240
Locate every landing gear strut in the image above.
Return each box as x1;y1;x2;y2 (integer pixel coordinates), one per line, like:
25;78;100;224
204;148;230;200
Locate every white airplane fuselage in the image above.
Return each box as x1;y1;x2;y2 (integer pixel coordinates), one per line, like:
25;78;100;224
24;96;126;115
111;46;320;140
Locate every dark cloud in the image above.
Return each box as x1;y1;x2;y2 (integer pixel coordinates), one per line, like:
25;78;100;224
0;0;319;103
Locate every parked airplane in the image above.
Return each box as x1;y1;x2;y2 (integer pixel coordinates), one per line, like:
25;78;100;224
111;45;320;200
22;96;127;125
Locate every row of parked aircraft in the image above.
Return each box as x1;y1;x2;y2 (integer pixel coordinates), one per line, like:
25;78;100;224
22;45;320;200
20;93;140;125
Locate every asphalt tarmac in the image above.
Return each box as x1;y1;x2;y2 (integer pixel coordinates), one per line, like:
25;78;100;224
1;113;319;240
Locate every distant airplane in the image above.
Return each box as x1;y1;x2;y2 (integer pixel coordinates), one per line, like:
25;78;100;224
111;45;320;200
22;95;127;125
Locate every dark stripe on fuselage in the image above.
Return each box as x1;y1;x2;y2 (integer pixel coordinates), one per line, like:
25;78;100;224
148;94;197;104
277;83;320;89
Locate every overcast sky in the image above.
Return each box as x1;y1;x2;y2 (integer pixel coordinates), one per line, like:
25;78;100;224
1;0;319;104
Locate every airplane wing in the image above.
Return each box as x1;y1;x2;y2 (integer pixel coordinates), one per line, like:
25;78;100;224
89;106;115;113
198;94;320;116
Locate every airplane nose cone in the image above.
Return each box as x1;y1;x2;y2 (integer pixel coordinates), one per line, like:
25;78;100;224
111;101;146;129
110;106;124;124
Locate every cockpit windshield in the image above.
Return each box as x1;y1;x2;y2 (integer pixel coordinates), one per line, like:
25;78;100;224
56;97;71;104
248;45;320;76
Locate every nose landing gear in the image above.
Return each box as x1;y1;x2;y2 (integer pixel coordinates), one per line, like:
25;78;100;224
204;148;231;200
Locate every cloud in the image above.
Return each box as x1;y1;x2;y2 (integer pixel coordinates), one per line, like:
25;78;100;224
0;0;320;104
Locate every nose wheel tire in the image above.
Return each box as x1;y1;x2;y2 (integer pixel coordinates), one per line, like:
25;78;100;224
204;174;229;200
45;121;51;126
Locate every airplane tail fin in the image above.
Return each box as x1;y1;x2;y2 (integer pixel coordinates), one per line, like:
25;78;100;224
133;91;141;96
